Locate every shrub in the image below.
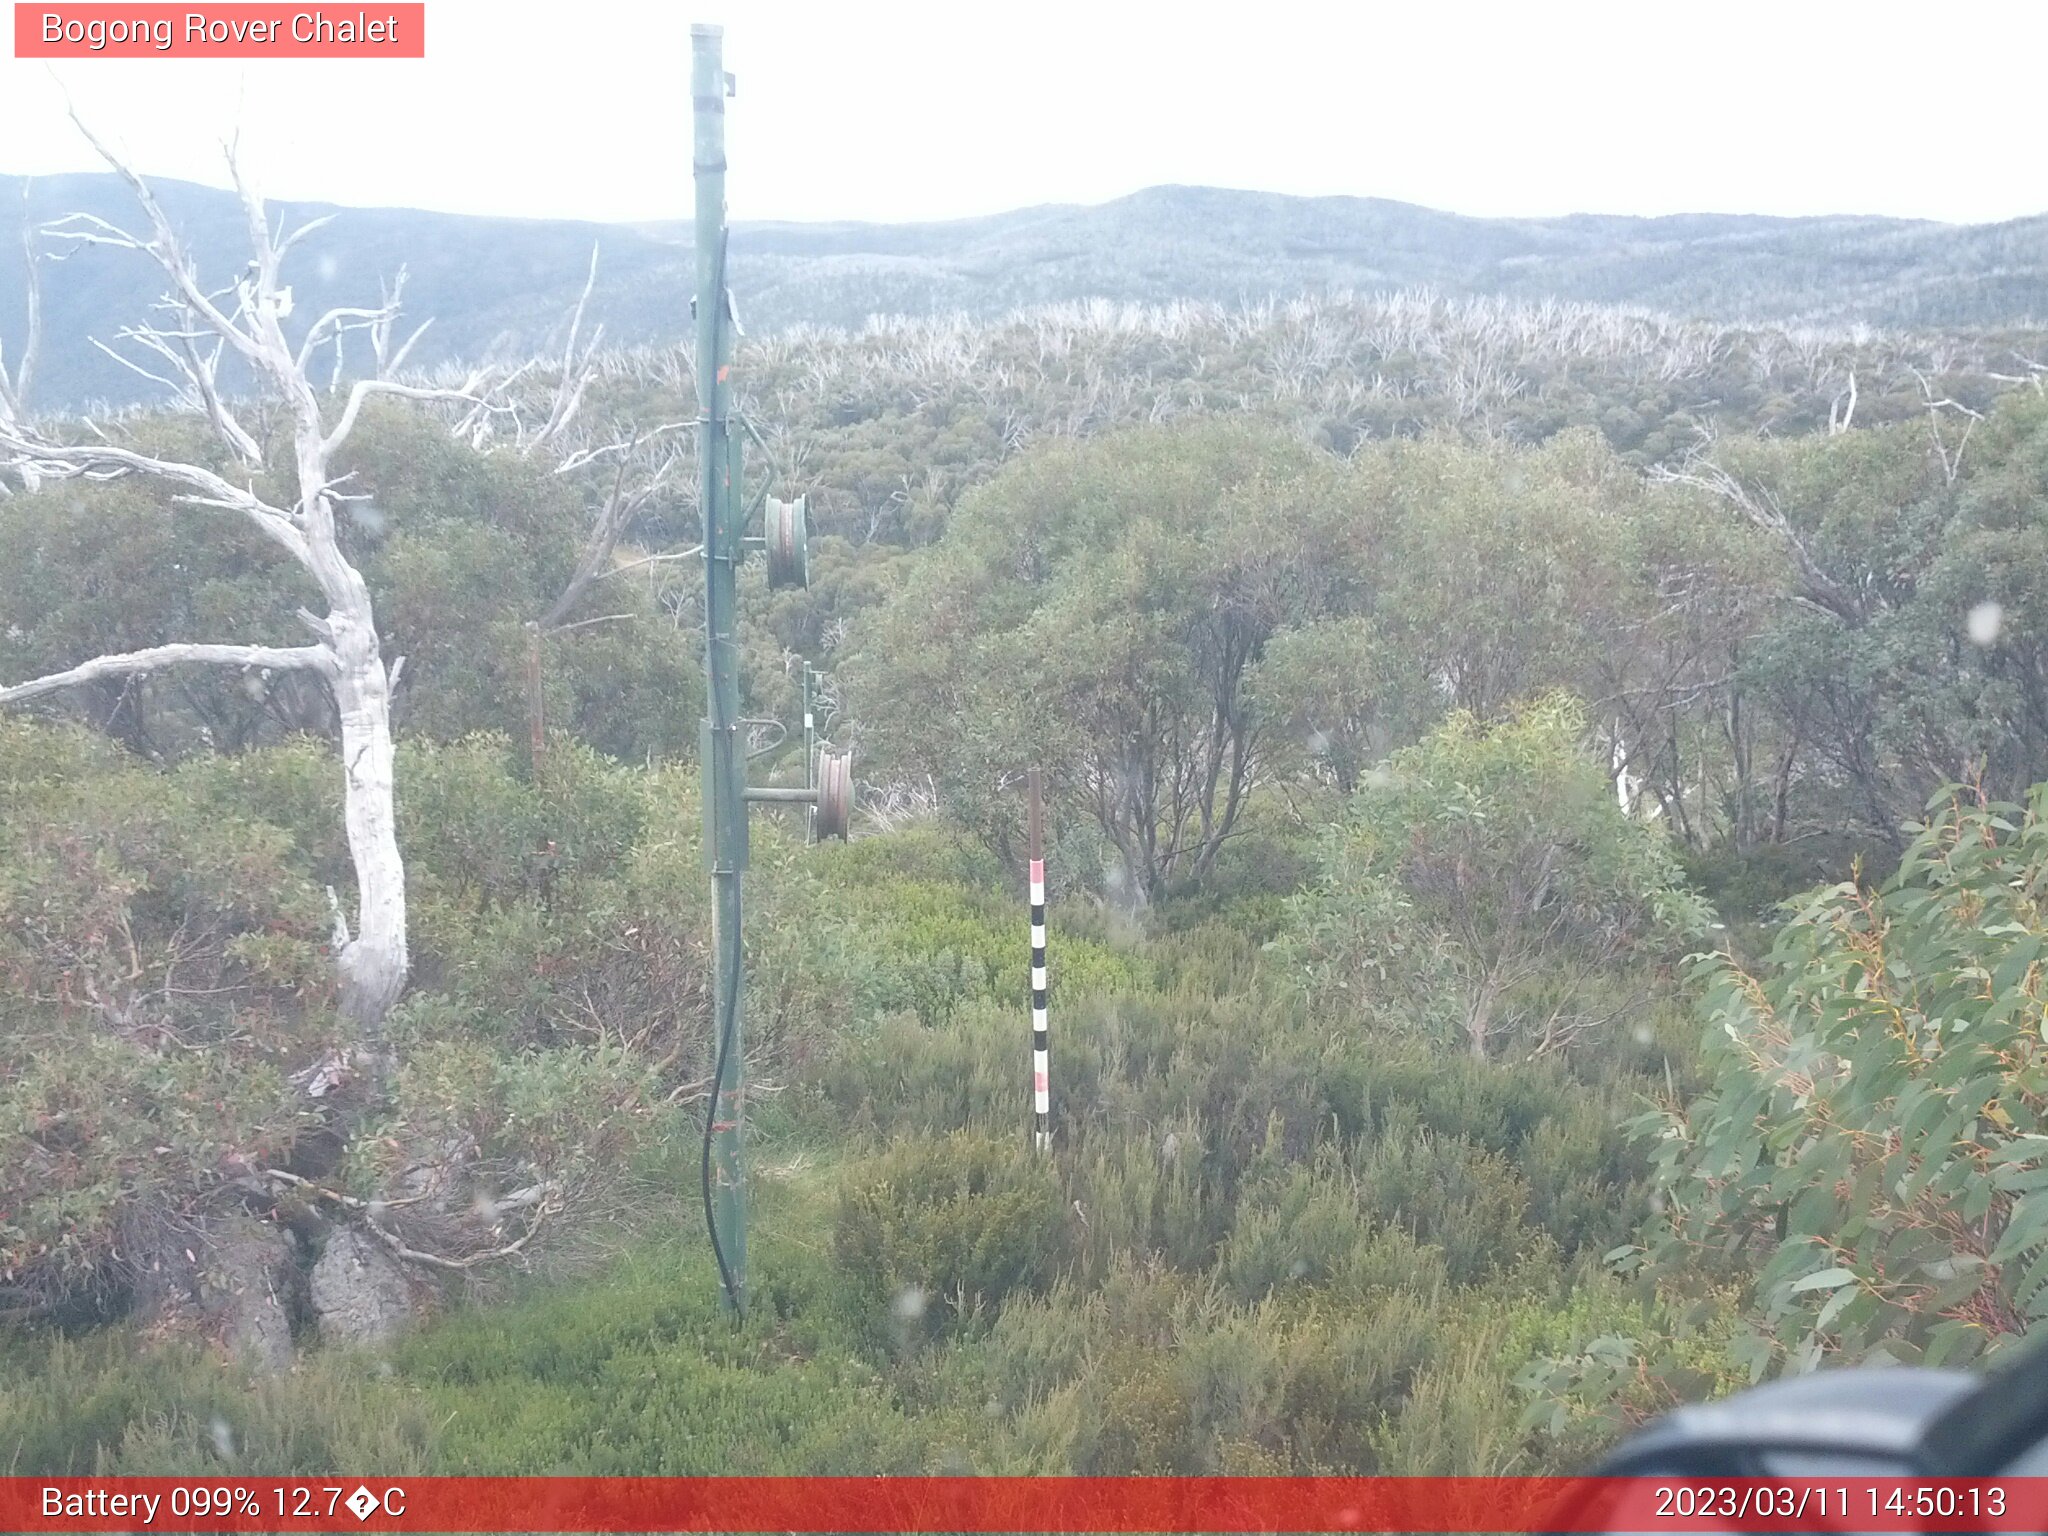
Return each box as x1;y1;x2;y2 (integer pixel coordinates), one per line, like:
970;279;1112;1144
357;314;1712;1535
833;1133;1067;1333
1276;694;1709;1060
0;721;334;1305
1643;785;2048;1373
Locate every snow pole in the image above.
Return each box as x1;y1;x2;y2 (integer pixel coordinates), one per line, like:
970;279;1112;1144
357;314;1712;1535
1028;768;1050;1151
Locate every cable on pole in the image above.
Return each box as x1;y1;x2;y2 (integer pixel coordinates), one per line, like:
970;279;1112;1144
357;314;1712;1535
701;938;742;1307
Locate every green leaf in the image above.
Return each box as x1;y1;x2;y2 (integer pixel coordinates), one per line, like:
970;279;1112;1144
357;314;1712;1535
1787;1267;1859;1294
1813;1285;1857;1334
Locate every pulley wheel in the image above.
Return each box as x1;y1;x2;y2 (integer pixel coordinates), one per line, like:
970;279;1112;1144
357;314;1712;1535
765;495;809;590
814;746;852;841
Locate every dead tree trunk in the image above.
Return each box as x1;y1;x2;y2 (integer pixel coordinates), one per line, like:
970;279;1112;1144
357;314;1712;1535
329;612;408;1039
0;120;498;1077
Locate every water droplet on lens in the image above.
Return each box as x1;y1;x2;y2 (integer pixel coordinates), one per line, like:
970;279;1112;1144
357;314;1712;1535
1968;601;2003;647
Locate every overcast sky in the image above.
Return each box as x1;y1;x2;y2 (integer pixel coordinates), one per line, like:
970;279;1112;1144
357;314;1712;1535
3;0;2045;227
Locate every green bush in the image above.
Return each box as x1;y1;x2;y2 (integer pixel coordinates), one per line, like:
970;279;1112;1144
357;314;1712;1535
833;1132;1067;1333
1645;785;2048;1372
0;721;333;1299
1276;694;1709;1060
0;1333;438;1475
785;830;1149;1031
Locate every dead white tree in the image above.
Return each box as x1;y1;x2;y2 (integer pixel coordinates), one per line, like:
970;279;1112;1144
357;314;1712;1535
515;244;699;615
1828;368;1857;435
0;122;498;1077
1909;366;1984;486
513;420;691;760
537;424;694;624
1652;440;1863;625
526;242;603;449
0;183;43;470
496;246;695;758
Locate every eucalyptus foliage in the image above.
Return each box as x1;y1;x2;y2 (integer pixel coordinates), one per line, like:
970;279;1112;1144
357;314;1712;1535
1278;695;1708;1059
1642;785;2048;1373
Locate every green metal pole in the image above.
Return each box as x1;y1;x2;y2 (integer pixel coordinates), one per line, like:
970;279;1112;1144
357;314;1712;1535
693;21;747;1316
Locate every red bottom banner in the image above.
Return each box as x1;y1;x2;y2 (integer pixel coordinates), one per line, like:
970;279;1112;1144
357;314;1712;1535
6;1475;2047;1533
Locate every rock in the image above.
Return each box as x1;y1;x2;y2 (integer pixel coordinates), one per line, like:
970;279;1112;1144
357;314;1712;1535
309;1225;414;1347
206;1218;297;1374
125;1212;297;1374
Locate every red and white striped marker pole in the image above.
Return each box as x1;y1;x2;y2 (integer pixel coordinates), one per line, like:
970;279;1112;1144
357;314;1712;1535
1027;768;1050;1152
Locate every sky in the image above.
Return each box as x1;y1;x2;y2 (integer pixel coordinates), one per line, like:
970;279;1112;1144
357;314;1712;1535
2;0;2046;228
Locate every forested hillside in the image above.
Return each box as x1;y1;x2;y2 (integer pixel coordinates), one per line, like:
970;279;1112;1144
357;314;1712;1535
8;174;2048;407
6;175;2048;1477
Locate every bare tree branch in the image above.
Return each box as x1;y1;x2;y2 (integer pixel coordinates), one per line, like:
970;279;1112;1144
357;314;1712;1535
537;434;652;631
599;543;704;579
0;641;331;705
547;611;636;635
528;242;602;450
0;182;43;433
0;431;311;560
1909;366;1984;485
1828;368;1857;435
1652;446;1861;624
324;371;494;456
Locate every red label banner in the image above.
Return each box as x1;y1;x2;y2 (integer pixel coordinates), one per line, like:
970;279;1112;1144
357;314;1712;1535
3;1476;2047;1532
14;4;425;57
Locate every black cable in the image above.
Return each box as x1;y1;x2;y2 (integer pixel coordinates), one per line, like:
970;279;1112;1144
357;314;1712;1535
701;934;742;1315
697;220;743;1320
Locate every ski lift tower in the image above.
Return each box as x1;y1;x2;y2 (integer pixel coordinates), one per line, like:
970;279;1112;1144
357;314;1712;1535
692;23;852;1318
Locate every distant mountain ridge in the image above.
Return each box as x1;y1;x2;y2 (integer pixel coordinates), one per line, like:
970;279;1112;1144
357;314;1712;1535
4;176;2046;408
